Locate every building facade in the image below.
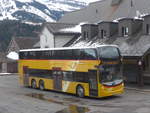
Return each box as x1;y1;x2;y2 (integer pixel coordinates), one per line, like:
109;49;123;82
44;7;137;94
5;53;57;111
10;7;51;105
6;37;39;73
39;23;81;48
71;15;150;86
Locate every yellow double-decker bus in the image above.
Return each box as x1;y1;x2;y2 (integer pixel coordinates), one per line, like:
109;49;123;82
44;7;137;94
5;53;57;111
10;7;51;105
18;45;124;98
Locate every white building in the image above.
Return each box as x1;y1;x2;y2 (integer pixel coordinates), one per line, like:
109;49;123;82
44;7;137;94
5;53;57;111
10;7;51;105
39;22;81;48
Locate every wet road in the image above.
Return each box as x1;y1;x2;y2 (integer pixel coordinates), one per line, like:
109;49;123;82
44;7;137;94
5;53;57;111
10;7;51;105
0;75;150;113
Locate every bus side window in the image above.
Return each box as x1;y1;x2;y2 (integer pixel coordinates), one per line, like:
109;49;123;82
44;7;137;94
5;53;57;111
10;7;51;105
72;49;80;60
63;71;73;81
22;51;28;59
75;72;88;82
35;51;41;59
44;51;51;59
65;50;73;60
19;52;24;59
80;49;85;60
80;49;97;60
54;50;60;59
28;69;53;79
84;49;97;60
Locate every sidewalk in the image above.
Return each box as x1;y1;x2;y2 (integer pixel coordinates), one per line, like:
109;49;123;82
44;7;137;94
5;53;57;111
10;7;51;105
0;73;17;76
125;83;150;92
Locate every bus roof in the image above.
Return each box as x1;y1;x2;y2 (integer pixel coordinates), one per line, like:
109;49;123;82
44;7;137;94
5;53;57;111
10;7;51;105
20;45;118;52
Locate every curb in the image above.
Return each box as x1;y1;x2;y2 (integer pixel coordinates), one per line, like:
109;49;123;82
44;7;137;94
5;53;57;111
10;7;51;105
125;87;150;93
0;73;18;76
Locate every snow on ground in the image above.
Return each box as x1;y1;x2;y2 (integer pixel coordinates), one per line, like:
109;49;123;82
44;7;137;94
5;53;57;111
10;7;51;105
0;73;11;75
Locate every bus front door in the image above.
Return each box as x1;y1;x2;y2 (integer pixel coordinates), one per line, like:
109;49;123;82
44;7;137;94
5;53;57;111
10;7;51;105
53;71;62;91
88;70;98;97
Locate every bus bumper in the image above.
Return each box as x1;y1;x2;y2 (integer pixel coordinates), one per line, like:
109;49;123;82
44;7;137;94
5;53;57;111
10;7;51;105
99;83;124;97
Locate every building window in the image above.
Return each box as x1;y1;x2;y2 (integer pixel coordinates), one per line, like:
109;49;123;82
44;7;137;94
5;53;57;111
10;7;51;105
146;24;150;35
45;37;48;43
96;9;98;14
122;27;129;37
83;31;86;39
45;46;49;48
101;30;107;38
87;32;89;39
83;31;89;40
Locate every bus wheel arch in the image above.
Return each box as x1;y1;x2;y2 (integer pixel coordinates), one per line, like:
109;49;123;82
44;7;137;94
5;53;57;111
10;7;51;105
76;85;85;98
31;79;36;89
39;80;45;90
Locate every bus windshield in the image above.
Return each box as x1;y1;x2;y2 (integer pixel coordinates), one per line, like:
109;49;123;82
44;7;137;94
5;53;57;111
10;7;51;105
98;46;120;60
99;64;123;85
98;46;123;86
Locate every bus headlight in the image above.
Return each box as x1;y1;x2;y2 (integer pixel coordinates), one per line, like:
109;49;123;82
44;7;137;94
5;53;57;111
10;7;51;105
107;74;113;81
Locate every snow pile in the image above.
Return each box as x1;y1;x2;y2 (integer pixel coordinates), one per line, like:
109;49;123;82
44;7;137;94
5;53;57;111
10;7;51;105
7;52;19;60
134;10;145;20
113;19;119;23
112;17;127;22
60;22;87;33
72;38;105;48
73;41;106;48
72;41;87;47
60;24;81;33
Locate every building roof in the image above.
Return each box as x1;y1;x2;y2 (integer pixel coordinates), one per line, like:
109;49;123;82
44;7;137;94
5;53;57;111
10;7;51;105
109;34;150;57
59;0;150;23
0;52;6;61
43;22;80;34
14;37;39;50
143;14;150;18
71;30;150;57
33;41;40;48
63;34;81;47
98;21;118;24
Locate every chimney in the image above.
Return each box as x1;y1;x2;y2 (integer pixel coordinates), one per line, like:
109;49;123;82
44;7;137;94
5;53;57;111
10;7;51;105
118;18;143;37
81;24;98;40
98;21;118;39
143;15;150;35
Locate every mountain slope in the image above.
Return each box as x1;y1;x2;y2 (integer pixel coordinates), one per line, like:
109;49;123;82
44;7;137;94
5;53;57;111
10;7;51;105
0;20;41;51
0;0;86;22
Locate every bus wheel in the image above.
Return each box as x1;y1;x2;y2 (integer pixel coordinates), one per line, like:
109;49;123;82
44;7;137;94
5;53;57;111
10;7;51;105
39;80;45;90
76;85;84;98
31;79;36;89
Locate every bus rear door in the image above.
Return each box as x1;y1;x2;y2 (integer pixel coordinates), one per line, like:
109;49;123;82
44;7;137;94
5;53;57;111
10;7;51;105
23;66;29;86
52;68;63;91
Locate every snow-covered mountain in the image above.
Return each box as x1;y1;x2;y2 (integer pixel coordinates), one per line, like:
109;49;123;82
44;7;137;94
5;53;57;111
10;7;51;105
0;0;86;22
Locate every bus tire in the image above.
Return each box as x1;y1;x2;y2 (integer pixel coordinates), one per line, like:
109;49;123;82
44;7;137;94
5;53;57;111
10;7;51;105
39;80;45;90
76;85;84;98
31;79;36;89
